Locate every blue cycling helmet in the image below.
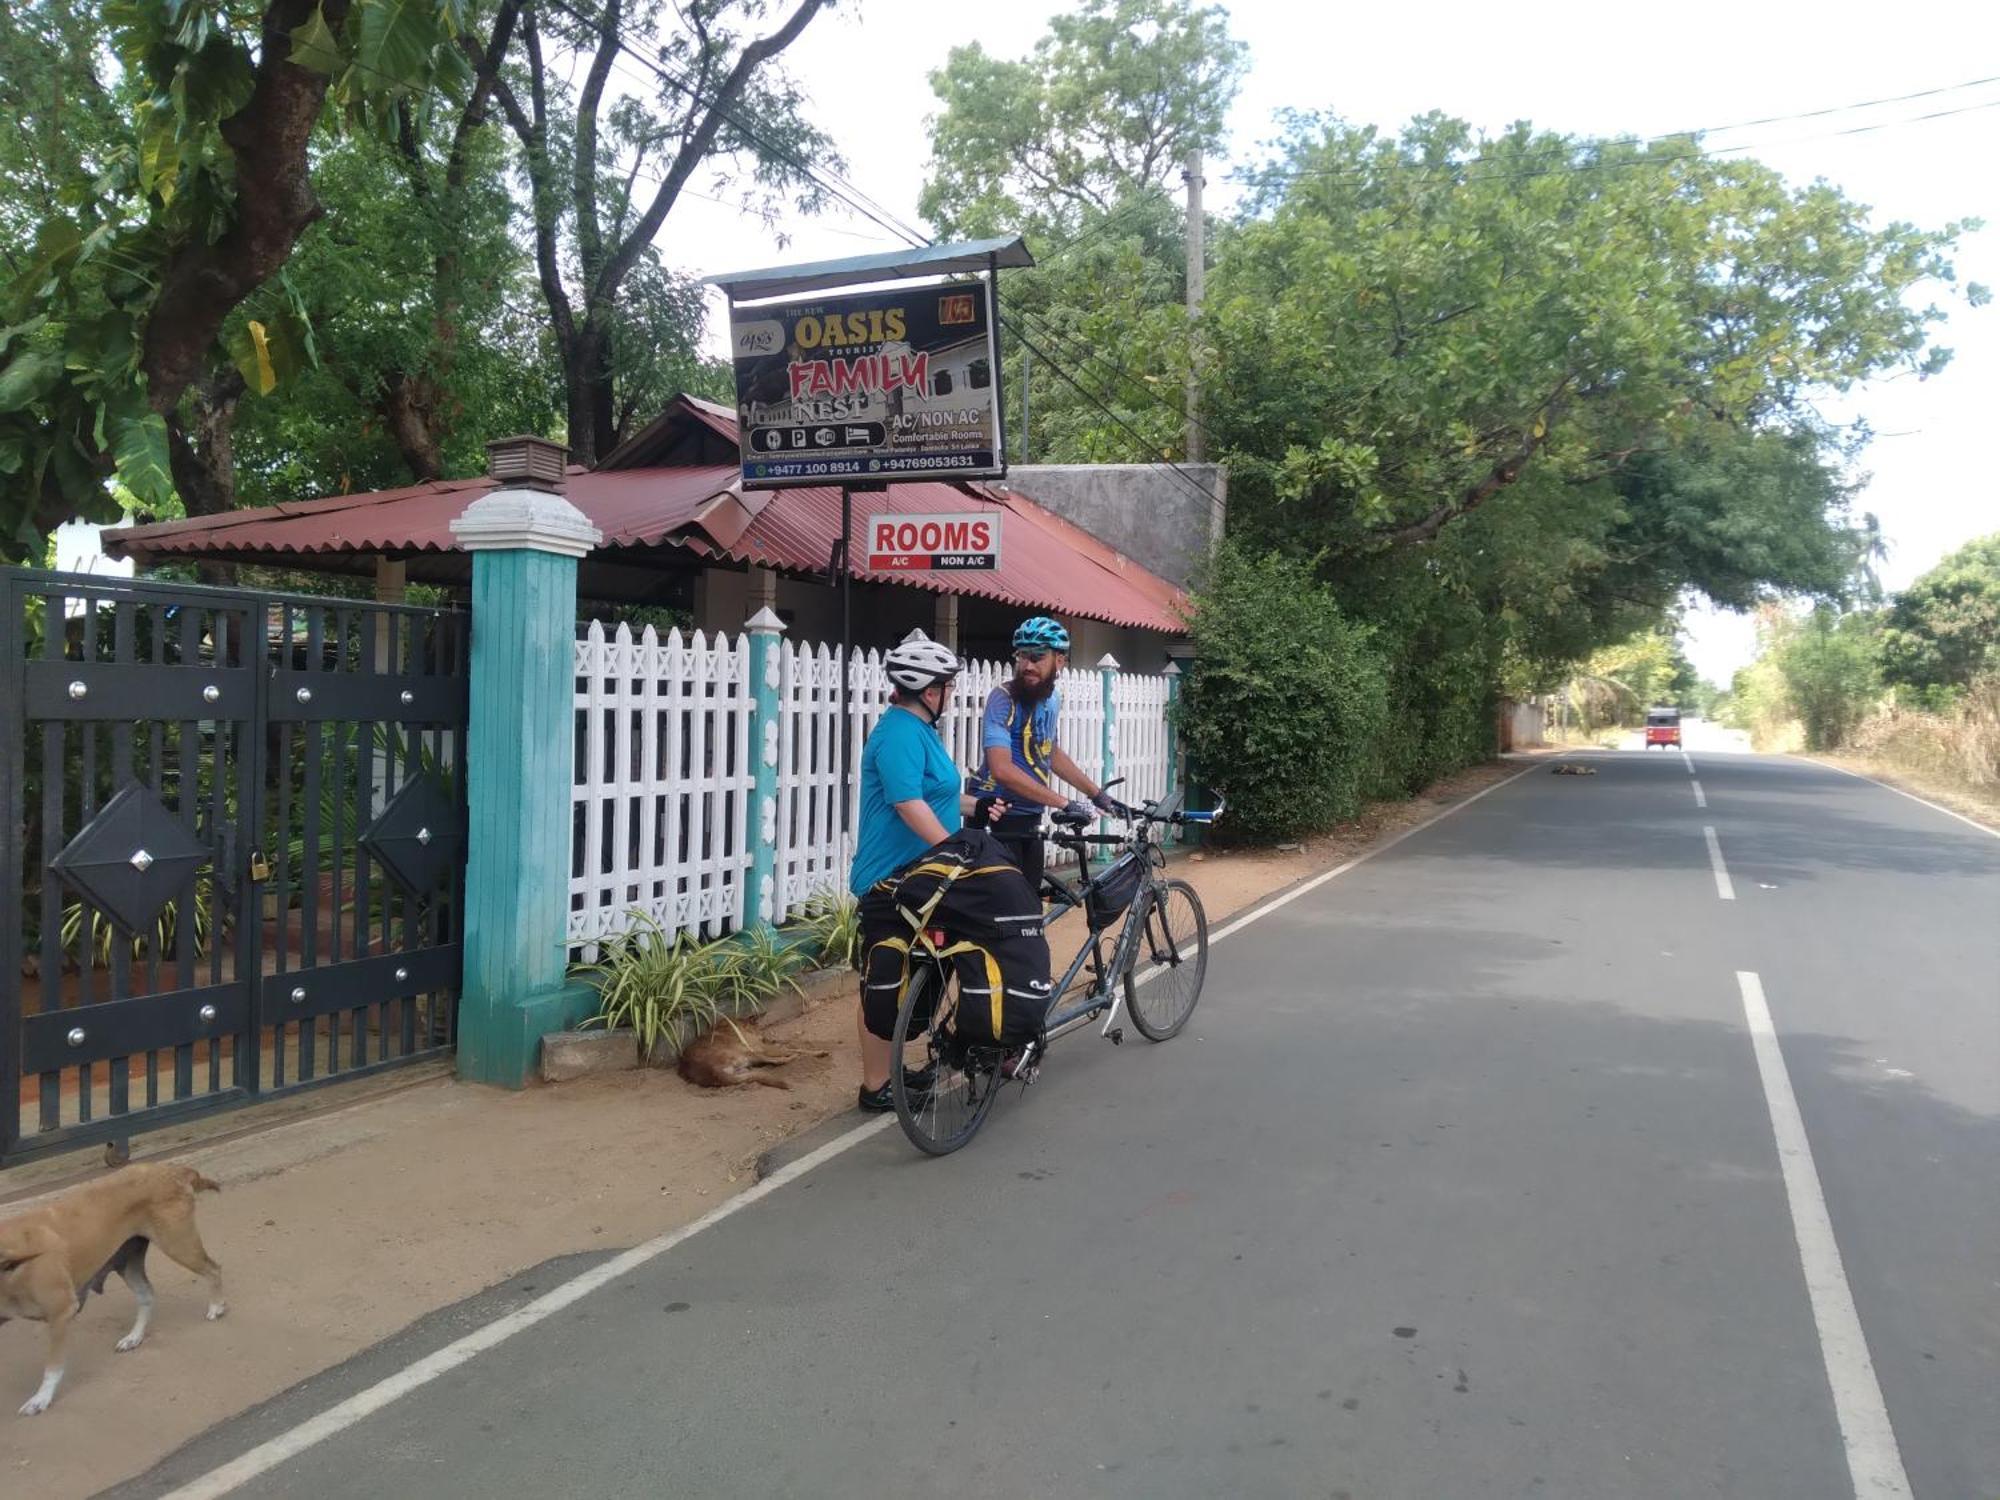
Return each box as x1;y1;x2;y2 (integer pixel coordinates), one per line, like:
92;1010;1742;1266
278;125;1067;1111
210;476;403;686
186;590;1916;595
1012;616;1071;654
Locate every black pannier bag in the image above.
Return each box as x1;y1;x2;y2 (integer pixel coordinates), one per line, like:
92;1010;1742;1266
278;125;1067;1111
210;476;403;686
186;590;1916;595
860;828;1053;1048
1084;850;1146;929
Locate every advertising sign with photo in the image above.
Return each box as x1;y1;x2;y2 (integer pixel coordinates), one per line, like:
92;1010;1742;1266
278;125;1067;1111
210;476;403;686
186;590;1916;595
729;281;1004;489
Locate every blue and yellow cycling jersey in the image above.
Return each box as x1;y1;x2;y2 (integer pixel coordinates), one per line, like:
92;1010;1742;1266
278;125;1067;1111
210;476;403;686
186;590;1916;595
965;684;1061;805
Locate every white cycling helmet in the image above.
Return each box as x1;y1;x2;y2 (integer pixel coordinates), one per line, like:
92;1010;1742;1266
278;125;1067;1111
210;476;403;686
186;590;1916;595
884;630;962;692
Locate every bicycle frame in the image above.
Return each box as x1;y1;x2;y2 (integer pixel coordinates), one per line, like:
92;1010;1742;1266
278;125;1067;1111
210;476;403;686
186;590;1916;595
1000;807;1196;1041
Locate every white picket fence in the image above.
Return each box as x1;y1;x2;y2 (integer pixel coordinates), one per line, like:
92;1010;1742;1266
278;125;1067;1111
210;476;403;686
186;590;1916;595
570;621;1177;950
569;624;754;954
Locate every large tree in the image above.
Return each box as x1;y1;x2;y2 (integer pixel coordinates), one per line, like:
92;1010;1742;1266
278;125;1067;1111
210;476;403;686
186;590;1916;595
1878;533;2000;696
918;0;1244;464
488;0;833;465
0;0;474;560
919;0;1244;240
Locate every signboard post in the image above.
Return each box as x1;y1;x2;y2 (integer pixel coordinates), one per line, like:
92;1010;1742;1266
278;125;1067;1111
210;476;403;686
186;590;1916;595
707;238;1034;850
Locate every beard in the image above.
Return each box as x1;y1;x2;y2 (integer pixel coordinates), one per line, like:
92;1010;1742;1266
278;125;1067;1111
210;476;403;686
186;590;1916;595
1010;670;1058;706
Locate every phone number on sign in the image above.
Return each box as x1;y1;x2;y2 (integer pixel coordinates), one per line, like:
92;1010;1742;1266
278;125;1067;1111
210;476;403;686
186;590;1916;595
751;452;994;479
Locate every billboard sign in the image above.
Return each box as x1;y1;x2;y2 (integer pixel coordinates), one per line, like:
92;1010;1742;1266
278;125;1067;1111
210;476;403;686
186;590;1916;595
729;280;1003;490
863;511;1002;572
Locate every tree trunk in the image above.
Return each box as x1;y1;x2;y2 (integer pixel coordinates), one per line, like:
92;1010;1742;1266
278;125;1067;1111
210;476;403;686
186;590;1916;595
381;373;446;482
165;369;247;585
563;323;614;468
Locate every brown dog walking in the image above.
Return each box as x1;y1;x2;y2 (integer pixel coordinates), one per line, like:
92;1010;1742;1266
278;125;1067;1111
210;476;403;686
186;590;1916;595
0;1163;225;1415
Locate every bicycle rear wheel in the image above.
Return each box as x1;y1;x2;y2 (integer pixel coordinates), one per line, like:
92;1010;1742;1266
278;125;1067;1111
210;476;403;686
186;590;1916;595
891;958;1004;1156
1123;878;1207;1041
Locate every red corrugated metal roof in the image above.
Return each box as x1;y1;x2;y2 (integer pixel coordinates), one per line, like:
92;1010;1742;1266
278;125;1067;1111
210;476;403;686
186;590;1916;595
103;397;1189;632
724;480;1184;630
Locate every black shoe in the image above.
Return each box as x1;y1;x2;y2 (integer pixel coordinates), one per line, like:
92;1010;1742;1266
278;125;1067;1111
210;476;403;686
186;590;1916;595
857;1063;937;1114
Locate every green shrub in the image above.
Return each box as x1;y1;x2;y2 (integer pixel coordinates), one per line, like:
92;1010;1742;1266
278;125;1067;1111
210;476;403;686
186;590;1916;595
1181;545;1389;840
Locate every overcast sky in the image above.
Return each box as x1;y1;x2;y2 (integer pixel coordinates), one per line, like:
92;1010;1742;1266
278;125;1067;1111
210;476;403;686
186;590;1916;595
651;0;2000;681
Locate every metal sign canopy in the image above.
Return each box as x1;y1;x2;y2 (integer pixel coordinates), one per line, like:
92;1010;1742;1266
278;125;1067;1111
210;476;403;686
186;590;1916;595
704;235;1034;302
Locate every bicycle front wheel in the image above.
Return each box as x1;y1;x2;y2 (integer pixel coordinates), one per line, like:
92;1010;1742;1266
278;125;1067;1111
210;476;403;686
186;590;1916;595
892;958;1004;1156
1123;878;1208;1041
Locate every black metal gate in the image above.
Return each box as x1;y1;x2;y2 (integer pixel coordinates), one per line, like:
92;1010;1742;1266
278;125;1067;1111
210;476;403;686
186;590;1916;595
1;569;468;1165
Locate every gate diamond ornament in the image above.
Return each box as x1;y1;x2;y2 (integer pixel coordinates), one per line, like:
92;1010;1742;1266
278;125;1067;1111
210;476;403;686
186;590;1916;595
359;772;463;895
49;782;210;934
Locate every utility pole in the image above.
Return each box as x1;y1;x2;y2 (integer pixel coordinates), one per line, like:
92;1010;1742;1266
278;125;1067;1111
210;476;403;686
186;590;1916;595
1182;147;1207;464
1019;346;1032;463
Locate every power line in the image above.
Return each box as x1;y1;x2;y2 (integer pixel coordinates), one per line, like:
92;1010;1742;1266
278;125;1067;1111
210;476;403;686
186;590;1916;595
1229;81;2000;188
1000;315;1224;511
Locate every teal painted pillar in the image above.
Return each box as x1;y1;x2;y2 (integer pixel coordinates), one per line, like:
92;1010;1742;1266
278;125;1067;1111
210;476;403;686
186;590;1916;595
1163;658;1184;843
1097;653;1119;831
450;481;602;1087
743;606;786;930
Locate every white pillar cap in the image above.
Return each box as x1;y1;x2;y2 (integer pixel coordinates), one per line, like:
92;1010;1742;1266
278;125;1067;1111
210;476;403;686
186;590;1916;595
1097;653;1121;670
746;605;787;634
450;487;601;558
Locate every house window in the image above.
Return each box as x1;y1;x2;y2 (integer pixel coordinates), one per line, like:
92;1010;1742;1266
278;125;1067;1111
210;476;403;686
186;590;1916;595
932;369;954;396
969;358;991;390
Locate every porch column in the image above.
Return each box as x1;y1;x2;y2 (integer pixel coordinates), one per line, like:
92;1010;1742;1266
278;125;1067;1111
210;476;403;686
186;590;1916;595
451;483;601;1088
933;592;960;651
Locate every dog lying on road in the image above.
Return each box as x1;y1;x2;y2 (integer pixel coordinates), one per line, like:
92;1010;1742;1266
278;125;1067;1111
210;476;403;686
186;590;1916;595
0;1163;225;1415
677;1018;828;1091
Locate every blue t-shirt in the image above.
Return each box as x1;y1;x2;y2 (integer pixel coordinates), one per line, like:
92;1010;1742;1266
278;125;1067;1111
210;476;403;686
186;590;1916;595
965;685;1061;810
849;705;963;895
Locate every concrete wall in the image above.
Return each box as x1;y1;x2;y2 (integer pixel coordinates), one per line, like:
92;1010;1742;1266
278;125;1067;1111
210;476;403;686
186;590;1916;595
1001;463;1227;590
1499;699;1547;751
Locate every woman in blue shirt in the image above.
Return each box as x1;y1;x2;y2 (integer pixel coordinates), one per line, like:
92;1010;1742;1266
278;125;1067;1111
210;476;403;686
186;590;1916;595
849;631;1004;1112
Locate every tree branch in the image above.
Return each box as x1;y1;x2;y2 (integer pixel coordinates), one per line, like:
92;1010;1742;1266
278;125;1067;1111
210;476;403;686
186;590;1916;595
445;0;521;192
571;0;622;285
492;11;576;351
1374;377;1577;546
593;0;827;305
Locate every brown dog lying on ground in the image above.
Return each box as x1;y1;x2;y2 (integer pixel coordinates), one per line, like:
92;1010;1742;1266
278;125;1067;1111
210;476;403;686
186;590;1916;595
0;1163;225;1416
677;1018;828;1091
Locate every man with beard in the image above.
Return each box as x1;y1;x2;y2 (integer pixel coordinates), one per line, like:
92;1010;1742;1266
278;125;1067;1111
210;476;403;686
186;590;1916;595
966;616;1128;893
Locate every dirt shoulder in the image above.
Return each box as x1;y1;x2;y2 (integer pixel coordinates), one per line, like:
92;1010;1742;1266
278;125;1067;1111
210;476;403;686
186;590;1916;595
0;757;1525;1498
1799;752;2000;834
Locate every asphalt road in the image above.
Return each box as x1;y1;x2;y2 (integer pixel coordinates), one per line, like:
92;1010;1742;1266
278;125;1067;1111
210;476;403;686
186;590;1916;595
116;751;1999;1500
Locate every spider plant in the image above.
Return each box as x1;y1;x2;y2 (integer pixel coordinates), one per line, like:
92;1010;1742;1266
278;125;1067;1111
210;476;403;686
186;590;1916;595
709;923;810;1015
794;889;862;970
572;914;728;1058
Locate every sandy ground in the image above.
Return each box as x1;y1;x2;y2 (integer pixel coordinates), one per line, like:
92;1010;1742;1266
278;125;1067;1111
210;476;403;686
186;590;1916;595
0;758;1525;1497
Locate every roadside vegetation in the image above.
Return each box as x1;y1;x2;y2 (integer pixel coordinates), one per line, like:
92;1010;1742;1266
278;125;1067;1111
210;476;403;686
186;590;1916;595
1721;535;2000;816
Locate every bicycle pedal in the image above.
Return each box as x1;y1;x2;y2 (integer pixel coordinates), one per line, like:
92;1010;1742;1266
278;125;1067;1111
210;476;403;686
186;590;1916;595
1108;1027;1124;1045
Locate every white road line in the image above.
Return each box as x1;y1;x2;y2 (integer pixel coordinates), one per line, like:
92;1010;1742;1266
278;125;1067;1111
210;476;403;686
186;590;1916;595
163;765;1549;1496
1736;972;1912;1498
1207;763;1538;946
1692;779;1707;809
1793;755;2000;839
1703;825;1735;900
1683;750;1696;774
156;1115;895;1500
